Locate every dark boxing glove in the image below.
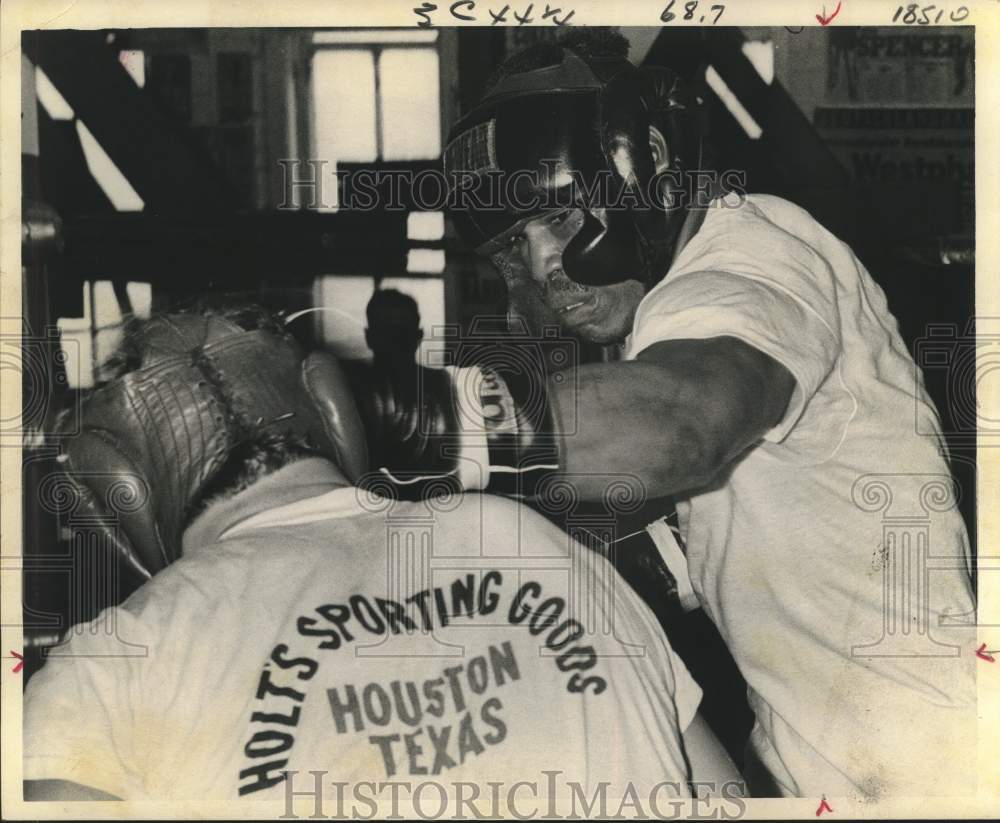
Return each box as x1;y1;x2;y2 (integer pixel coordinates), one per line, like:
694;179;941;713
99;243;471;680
351;361;563;499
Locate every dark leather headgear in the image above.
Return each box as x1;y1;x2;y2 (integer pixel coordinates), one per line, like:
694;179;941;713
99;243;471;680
61;314;368;578
444;48;702;287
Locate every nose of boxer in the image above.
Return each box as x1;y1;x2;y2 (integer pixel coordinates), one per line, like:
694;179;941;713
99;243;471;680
521;215;565;283
521;214;597;324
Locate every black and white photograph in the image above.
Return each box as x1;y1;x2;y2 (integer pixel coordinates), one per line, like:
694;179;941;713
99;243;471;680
2;1;996;818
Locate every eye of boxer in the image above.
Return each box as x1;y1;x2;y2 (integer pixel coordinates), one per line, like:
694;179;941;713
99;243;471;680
526;208;585;243
506;210;572;246
504;230;524;250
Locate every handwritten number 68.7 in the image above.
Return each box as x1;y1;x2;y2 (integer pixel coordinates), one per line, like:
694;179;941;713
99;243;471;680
661;1;725;23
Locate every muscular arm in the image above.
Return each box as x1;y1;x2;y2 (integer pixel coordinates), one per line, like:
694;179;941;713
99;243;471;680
550;337;795;500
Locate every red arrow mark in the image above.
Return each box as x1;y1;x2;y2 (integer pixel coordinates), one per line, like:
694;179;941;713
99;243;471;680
976;643;996;663
11;650;24;674
816;796;834;816
816;1;842;25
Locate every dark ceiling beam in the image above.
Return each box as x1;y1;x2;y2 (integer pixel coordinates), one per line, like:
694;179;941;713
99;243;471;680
24;29;234;213
59;211;415;287
37;107;115;216
642;27;854;240
643;27;848;187
702;27;848;187
456;28;506;117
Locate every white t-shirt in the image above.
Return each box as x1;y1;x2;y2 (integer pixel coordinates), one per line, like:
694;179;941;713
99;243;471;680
626;194;976;798
24;460;702;812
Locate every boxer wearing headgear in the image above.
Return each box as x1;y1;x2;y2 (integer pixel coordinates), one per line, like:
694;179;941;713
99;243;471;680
444;29;704;293
353;29;759;500
354;28;976;799
24;306;740;803
59;307;368;578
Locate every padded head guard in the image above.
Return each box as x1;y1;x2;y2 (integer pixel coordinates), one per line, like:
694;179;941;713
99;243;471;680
444;46;702;287
62;313;368;578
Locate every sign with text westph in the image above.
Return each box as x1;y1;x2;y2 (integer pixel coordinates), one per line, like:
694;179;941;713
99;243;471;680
815;105;973;236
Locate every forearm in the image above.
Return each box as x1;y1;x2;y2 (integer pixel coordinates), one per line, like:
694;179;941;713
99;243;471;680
548;338;793;502
354;336;792;503
550;361;724;500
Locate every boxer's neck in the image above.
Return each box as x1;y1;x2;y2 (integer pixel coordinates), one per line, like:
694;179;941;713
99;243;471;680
669;176;727;268
182;457;350;554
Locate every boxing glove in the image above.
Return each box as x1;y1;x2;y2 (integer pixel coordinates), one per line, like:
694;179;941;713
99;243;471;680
350;360;562;500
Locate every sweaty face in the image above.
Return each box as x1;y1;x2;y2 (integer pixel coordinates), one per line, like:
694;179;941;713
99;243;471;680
494;208;646;345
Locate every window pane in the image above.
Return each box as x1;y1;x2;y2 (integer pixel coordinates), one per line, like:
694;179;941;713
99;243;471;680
58;280;143;389
313;30;438;45
406;248;445;274
56;328;92;390
91;280;123;327
118;50;146;88
313;275;375;360
705;65;762;140
57;282;98;390
741;40;774;85
76;121;145;210
407;211;445;241
379;48;441;161
35;66;74;120
312;50;377;164
91;281;125;381
125;282;153;318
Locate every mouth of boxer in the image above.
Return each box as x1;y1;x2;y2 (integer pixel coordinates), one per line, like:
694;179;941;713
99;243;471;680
545;269;597;319
551;294;599;327
555;296;596;315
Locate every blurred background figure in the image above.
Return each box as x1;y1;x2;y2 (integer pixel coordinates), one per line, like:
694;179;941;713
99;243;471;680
364;287;423;368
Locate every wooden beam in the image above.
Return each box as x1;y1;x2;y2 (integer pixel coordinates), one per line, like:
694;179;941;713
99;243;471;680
59;211;413;287
25;30;234;213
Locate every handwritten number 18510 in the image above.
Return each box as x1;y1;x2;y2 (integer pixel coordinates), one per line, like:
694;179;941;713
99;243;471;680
892;4;969;23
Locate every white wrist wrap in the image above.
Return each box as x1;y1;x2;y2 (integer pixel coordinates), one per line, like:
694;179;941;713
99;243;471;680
444;365;489;490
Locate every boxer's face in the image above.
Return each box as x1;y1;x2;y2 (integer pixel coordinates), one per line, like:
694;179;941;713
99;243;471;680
503;207;645;345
